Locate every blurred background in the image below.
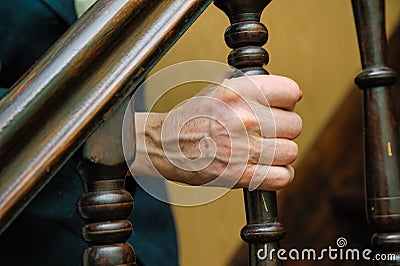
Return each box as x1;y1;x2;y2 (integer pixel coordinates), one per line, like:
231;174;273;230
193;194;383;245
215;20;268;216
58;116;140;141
144;1;400;265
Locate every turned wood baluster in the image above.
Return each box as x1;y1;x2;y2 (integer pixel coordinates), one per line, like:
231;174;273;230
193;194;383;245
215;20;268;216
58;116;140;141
75;99;136;265
351;0;400;264
214;1;285;265
76;161;136;266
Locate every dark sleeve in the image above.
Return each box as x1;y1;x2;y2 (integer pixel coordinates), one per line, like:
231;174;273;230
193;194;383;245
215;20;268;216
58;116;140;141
0;0;77;88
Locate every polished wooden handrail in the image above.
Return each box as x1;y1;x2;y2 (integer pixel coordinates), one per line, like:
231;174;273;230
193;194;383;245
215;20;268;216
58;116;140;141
0;0;212;235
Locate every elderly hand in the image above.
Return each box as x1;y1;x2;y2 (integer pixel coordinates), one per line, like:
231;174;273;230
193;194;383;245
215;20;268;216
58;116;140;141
132;75;302;191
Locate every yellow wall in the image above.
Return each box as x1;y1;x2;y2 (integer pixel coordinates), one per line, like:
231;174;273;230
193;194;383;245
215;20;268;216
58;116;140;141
146;1;400;265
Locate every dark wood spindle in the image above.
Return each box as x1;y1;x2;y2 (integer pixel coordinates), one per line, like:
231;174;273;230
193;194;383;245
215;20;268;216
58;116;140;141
214;1;285;265
76;161;136;266
351;0;400;264
75;98;136;265
0;0;213;236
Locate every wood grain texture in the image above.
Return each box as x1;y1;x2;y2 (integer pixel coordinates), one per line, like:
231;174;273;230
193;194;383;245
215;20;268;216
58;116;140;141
76;160;136;266
352;0;400;264
0;0;212;235
148;2;399;265
229;15;400;266
214;1;285;265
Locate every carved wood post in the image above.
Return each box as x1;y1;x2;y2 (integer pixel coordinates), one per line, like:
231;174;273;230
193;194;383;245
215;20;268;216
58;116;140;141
77;161;136;266
76;161;135;266
351;0;400;264
75;98;136;265
214;1;285;265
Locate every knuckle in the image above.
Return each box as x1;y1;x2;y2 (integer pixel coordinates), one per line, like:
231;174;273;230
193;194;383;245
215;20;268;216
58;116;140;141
284;78;302;102
274;77;302;109
274;167;292;190
275;139;298;164
291;113;303;137
286;141;298;163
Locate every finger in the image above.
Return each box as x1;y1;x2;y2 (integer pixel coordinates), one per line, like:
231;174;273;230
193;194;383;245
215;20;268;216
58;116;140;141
273;139;298;165
271;108;303;139
245;103;302;139
249;137;298;166
222;75;302;111
251;75;302;111
236;164;295;190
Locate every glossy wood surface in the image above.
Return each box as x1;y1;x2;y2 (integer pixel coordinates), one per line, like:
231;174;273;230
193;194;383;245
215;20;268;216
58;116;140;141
0;1;399;264
75;96;136;265
0;0;212;235
230;19;400;266
351;0;400;264
76;160;136;265
214;0;285;265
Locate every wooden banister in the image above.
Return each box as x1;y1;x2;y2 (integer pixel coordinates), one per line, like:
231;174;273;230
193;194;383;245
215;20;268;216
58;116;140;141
351;0;400;264
0;0;212;235
0;1;399;265
214;1;285;265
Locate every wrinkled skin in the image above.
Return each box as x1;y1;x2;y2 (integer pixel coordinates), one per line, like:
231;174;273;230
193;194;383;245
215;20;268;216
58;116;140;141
132;75;302;191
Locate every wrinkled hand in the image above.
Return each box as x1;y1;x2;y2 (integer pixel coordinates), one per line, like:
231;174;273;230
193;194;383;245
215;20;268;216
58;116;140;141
133;75;302;191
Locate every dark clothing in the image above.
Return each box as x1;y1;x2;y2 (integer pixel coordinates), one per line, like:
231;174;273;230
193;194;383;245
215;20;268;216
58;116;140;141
0;0;76;87
0;1;178;265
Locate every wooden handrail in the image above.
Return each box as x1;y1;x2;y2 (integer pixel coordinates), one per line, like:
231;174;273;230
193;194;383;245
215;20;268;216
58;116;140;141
0;0;212;235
